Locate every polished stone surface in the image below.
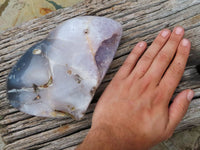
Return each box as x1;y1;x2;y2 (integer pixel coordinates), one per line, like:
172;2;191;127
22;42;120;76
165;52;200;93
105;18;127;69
7;16;122;120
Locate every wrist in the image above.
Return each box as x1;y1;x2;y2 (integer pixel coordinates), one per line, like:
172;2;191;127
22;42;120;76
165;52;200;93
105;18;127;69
77;123;138;150
86;124;149;150
77;125;117;150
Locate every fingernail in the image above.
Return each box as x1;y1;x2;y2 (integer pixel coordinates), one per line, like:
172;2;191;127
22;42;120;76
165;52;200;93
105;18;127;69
161;30;169;38
181;39;189;47
138;41;145;47
175;27;183;35
187;90;194;101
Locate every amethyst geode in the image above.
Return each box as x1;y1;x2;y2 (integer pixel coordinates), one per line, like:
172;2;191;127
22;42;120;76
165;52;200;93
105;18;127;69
7;16;122;120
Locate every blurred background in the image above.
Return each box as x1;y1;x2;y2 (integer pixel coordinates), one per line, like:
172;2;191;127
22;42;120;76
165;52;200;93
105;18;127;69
0;0;82;32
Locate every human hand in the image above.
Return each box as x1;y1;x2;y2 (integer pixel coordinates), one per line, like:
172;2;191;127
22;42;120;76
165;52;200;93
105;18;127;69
77;27;193;150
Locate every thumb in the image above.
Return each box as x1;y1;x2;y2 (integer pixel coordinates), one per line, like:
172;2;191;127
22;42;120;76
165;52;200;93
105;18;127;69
167;89;194;135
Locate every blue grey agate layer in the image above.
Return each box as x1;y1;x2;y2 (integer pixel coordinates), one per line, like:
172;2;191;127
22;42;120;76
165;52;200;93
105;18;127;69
7;16;122;120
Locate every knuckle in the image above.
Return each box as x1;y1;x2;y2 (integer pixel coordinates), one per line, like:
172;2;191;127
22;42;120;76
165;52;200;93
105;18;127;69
178;47;189;56
139;66;148;75
123;61;131;67
176;103;187;114
144;76;152;85
123;61;133;70
169;33;182;43
109;79;121;89
131;49;141;56
154;37;165;46
141;53;153;62
169;38;179;46
170;61;184;74
123;59;133;68
153;89;166;104
158;51;170;62
160;81;171;93
140;75;153;91
155;90;164;100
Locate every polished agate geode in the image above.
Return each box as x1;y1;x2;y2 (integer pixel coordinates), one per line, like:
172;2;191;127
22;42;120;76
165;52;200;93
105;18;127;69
7;16;122;120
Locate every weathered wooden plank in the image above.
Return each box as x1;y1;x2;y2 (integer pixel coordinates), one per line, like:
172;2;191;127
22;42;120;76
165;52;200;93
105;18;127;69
64;146;77;150
3;116;91;150
1;104;95;145
39;129;89;150
0;0;200;149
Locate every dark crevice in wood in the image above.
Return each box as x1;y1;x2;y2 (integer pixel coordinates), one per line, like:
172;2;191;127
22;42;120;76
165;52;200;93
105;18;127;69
185;23;200;33
0;79;6;85
0;36;46;57
122;23;165;46
195;65;200;75
1;115;33;126
113;0;168;20
39;128;90;150
29;144;50;150
107;68;119;75
113;50;131;61
122;4;200;36
8;120;90;149
4;119;76;144
0;68;10;76
88;1;125;15
0;110;19;119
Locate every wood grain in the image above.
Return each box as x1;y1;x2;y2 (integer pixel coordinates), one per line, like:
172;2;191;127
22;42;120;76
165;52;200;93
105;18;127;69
0;0;200;149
